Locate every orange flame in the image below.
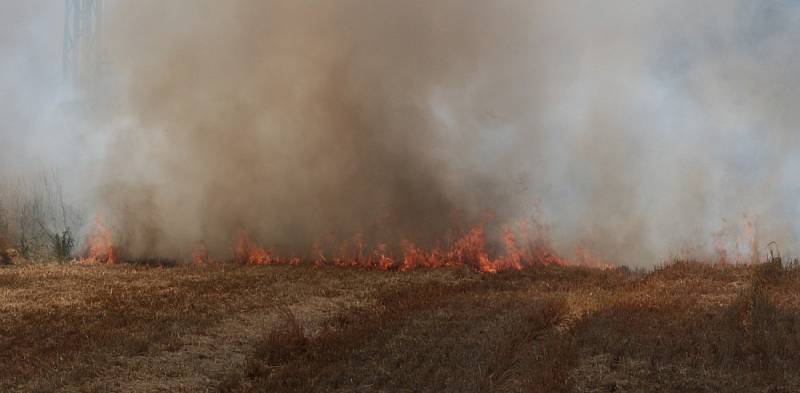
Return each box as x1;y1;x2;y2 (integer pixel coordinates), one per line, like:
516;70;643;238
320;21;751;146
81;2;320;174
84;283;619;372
318;219;577;273
373;242;394;270
83;216;115;264
192;241;213;264
235;231;273;265
227;214;616;273
234;230;302;266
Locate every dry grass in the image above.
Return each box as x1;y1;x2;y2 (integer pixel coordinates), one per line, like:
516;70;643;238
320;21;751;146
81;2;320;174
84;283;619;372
1;261;799;392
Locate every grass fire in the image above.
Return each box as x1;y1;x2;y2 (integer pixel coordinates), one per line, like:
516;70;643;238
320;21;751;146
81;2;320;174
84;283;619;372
4;1;800;392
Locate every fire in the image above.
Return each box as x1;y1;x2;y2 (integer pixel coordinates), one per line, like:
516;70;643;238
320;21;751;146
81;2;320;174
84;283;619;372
235;231;274;265
83;216;115;264
192;241;213;264
234;231;300;266
301;218;577;273
215;212;771;272
373;242;394;270
80;211;617;272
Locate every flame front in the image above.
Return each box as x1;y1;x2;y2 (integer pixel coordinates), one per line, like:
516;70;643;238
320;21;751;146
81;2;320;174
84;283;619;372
235;231;300;266
82;214;616;272
229;216;586;273
83;216;115;264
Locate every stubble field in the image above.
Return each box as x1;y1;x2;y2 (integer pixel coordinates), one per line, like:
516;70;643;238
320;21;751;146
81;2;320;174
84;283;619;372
2;260;800;392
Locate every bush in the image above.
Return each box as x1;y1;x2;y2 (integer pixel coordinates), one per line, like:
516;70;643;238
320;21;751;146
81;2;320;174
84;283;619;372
53;228;75;262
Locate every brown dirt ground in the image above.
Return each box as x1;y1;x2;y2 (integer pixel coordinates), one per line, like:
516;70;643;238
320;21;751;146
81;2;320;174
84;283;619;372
2;261;799;392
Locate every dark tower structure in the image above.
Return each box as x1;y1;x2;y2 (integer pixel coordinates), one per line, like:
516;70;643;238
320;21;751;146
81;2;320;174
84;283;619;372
63;0;103;83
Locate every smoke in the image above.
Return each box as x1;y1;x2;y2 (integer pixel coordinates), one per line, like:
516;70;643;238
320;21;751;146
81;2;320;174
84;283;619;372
4;1;800;266
1;2;68;170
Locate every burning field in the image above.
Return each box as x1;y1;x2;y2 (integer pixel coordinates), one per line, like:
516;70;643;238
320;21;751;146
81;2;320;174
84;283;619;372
4;260;800;392
6;0;800;391
82;211;612;273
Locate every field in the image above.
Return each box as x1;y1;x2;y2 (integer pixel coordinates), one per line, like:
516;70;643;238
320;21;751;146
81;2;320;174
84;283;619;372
3;261;800;392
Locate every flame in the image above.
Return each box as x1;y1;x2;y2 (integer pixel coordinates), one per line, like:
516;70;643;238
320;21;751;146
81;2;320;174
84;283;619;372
235;231;274;265
76;206;770;270
192;241;213;264
77;206;619;270
80;211;619;272
234;230;302;266
373;242;394;270
294;217;581;273
83;216;115;264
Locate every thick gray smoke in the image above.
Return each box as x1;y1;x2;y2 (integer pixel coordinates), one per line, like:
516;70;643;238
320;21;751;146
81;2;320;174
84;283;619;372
4;1;800;266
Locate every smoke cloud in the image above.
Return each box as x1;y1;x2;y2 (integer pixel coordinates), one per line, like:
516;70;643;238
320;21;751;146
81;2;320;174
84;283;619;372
4;1;800;266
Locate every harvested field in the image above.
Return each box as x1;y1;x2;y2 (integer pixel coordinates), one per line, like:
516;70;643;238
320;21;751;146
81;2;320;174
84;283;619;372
2;261;800;392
